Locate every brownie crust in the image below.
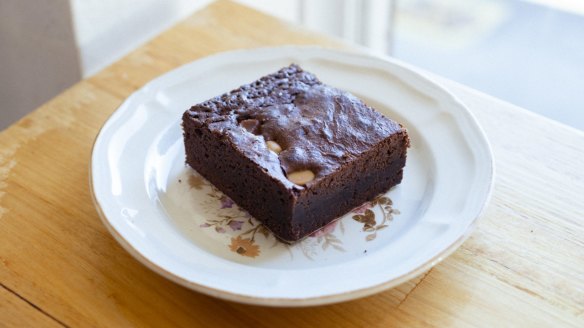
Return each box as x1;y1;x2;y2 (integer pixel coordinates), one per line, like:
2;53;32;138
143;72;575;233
182;64;409;242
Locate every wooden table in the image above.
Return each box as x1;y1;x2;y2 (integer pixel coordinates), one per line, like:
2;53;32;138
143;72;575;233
1;1;583;326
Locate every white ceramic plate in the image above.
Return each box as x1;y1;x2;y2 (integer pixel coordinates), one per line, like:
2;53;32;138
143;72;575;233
91;46;493;306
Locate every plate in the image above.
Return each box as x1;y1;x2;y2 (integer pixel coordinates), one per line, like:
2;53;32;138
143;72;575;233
91;46;493;306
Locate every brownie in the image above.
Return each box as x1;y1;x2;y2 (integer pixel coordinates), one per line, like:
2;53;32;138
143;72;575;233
182;64;409;242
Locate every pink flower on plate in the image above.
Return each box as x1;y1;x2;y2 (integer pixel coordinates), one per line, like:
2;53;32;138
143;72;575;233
310;220;338;237
352;201;372;215
228;220;244;231
220;195;235;209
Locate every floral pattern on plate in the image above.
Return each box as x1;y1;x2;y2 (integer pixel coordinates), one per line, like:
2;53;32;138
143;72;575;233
185;170;399;259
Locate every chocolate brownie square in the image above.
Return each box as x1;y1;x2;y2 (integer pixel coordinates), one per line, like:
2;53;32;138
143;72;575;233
182;64;409;242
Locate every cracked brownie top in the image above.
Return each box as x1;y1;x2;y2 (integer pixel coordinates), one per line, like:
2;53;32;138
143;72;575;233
184;64;406;188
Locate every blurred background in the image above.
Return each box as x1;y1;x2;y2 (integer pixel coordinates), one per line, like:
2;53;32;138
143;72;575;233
1;0;583;131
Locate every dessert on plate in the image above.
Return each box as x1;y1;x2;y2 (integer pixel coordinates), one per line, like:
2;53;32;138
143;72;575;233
182;64;409;242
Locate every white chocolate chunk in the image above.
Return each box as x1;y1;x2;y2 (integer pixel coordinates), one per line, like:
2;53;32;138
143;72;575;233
266;140;283;154
287;170;315;185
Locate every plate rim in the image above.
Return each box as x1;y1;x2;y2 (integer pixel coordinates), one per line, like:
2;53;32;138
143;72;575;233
90;45;495;306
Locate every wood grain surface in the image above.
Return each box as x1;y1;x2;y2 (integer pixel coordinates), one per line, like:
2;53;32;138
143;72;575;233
0;1;582;327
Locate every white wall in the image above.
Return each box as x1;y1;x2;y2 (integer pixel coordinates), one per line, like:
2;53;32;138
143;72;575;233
70;0;306;77
0;0;81;130
237;0;301;22
70;0;393;76
70;0;214;77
